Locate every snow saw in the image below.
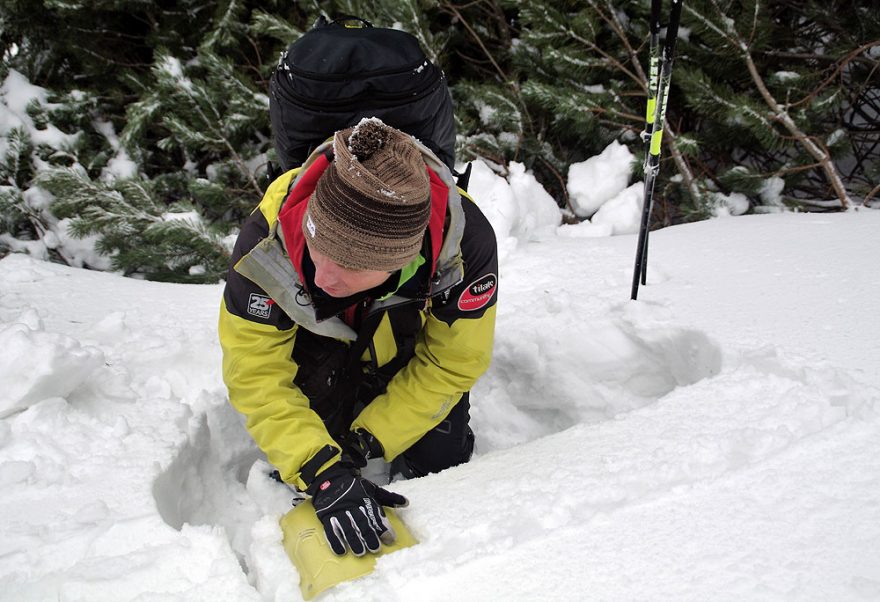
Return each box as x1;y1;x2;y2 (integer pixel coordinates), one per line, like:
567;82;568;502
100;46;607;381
280;499;417;600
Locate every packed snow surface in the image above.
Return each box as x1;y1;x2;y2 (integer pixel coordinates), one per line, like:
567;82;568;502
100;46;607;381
2;204;879;600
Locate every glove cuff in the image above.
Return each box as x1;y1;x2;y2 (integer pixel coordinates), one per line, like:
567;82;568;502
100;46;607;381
305;463;354;497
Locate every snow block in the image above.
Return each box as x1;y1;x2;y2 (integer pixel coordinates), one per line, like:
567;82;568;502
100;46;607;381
591;182;645;235
0;320;104;418
567;140;635;218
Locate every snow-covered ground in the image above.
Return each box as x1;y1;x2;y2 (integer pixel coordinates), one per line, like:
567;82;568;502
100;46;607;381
2;166;879;601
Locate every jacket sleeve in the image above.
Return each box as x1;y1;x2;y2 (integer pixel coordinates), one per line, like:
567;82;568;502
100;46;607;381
219;209;341;490
352;195;498;460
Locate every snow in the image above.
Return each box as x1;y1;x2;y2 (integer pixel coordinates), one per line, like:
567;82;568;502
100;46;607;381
567;140;635;218
464;159;560;261
0;313;104;419
0;69;78;158
759;176;786;207
2;66;878;595
505;162;562;238
1;70;111;269
162;210;204;226
158;56;194;92
827;128;846;147
557;182;645;237
772;71;801;82
710;190;751;217
590;182;645;234
2;187;880;600
94;119;139;181
46;217;115;271
475;101;498;125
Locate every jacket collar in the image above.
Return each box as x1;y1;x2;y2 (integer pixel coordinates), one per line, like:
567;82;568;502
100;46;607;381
233;138;465;340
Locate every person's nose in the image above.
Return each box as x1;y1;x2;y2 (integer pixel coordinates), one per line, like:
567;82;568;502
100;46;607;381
314;262;341;290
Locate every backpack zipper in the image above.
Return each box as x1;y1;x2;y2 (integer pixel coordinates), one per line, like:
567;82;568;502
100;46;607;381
274;67;444;111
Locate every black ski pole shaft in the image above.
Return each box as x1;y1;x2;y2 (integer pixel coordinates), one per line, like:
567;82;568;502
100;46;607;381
632;158;659;300
641;0;682;286
631;0;683;301
639;0;663;288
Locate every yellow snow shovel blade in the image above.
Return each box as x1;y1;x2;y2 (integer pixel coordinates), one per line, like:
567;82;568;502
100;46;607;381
280;500;417;600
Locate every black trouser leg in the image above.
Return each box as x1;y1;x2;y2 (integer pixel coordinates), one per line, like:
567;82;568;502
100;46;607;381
392;393;475;479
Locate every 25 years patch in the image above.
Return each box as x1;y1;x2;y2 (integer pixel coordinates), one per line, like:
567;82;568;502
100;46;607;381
247;293;274;319
457;273;497;312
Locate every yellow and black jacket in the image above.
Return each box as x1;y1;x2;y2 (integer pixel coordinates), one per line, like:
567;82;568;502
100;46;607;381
219;139;497;490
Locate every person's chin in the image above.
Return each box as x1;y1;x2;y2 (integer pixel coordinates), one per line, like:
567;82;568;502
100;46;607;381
322;286;350;298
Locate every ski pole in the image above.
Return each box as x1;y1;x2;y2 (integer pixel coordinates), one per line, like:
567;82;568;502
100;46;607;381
631;0;683;301
638;0;663;288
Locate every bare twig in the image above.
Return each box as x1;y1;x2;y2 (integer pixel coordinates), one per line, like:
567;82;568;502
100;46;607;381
600;0;648;91
537;155;574;215
788;40;880;110
439;1;533;134
771;161;824;176
441;3;508;84
686;1;853;209
791;197;846;209
663;125;702;207
742;50;851;208
864;183;880;207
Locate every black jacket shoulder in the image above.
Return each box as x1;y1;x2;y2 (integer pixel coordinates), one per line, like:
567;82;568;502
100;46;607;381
222;211;295;330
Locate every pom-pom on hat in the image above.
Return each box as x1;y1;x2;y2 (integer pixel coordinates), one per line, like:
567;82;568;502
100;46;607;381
304;118;431;272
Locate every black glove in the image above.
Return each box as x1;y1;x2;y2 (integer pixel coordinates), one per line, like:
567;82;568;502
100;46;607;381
308;464;408;556
341;428;385;469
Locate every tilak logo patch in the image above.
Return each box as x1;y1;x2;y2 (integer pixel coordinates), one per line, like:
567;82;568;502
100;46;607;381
306;213;317;238
247;293;274;319
458;273;497;311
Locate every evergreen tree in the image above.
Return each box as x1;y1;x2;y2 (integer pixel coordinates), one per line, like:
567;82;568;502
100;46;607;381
0;0;312;281
1;0;877;282
677;0;879;211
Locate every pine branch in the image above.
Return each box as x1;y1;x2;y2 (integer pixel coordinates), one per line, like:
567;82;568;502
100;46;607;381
685;0;853;208
250;10;303;43
742;48;852;208
787;40;880;110
152;53;264;196
664;125;703;207
441;2;508;83
34;166;230;280
399;0;445;65
562;1;644;88
439;1;533;134
1;127;35;188
601;0;649;92
202;0;246;51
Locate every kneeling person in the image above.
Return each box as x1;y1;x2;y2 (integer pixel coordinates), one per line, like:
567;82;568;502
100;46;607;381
219;119;498;555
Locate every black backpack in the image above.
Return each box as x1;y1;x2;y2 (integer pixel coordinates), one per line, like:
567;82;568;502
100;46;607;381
269;16;456;173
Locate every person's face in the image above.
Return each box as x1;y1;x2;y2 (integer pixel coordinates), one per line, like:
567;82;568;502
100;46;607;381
308;243;392;298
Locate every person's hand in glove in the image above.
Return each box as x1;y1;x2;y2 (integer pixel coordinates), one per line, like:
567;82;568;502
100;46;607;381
307;463;408;556
341;428;384;468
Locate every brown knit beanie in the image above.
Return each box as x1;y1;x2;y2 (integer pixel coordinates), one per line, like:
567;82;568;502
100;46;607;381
303;118;431;272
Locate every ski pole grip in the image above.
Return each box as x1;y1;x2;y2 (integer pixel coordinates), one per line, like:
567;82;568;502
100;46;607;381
645;96;658;125
665;0;683;61
650;128;664;156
